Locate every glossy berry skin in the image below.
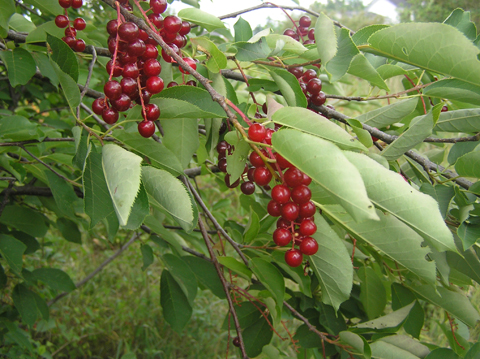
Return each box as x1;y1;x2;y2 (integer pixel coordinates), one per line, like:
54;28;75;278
106;19;118;35
71;0;82;9
102;107;119;124
441;105;448;112
306;78;322;95
55;15;69;28
62;36;76;48
264;129;274;145
267;200;282;217
253;167;272;186
123;62;139;79
92;98;106;115
217;158;227;173
118;22;139;43
247;168;255;182
111;93;131;112
299;16;311;27
179;21;191;36
241;181;256;195
144;103;160;121
146;76;164;94
73;18;86;30
302;69;317;82
180;58;196;74
186;80;196;86
163;15;182;34
276;218;290;229
285;249;303;267
272;185;291;204
216;140;229;156
127;39;146;57
273;228;292;246
311;92;326;106
302;173;312;186
299;201;316;218
104;80;122;100
148;13;164;29
288;67;304;79
308;28;315;41
59;0;71;8
74;39;86;52
291;185;312;204
65;27;76;37
232;337;241;348
138;120;156;138
276;153;292;169
143;59;161;77
150;0;168;14
284;168;304;187
142;44;159;59
120;77;137;97
249;151;265;167
248;123;267;142
299;219;317;236
161;44;179;63
281;202;299;222
300;237;318;255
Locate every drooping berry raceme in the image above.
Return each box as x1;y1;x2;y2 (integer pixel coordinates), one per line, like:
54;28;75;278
55;0;86;52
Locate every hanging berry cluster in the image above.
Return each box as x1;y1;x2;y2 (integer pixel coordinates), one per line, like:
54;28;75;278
283;15;315;45
54;0;86;52
91;0;194;138
216;122;319;268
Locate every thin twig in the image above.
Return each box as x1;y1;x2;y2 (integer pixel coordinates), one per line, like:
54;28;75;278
0;179;15;217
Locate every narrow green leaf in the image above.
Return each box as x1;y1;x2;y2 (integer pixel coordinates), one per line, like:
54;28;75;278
191;37;227;73
326;28;359;82
0;115;39;141
83;151;116;229
265;34;308;55
140;244;154;271
353;302;415;333
102;144;142;227
142;166;195;232
47;34;79;82
446;244;480;284
233;37;272;61
455;151;480;178
162;253;197;305
370;341;421;359
308;215;353;310
0;0;15;31
0;206;48;238
367;23;480;87
434;108;480;132
51;60;81;109
419;183;455;219
0;234;26;274
182;256;226;299
448;141;479;165
343;151;456;253
356;98;418;128
243;208;260;243
250;257;284;308
57;218;82;244
465;342;480;359
124;181;149;230
0;48;37;87
160;269;192;332
234;17;252;42
339;332;371;359
424;348;460;359
45;171;78;218
217;256;252;280
376;64;409;79
315;12;337;64
348;53;389;90
12;284;40;327
272;130;378;223
352;24;389;46
272;107;367;151
423;79;480;106
178;8;225;31
32;268;76;292
358;266;387;319
269;68;307;108
408;285;480;327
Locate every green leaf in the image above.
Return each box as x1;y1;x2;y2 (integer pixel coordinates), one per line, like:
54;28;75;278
9;13;36;33
47;34;79;82
353;302;415;333
162;253;197;305
408;285;480;327
12;284;41;327
83;151;116;229
0;115;39;141
315;12;337;64
191;37;227;73
382;332;429;355
419;183;455;219
152;86;225;118
366;23;480;88
343;151;456;253
102;144;142;227
352;24;390;46
0;264;6;289
448;141;479;165
243;313;274;358
272;107;367;151
446;244;480;284
370;340;422;359
142;166;195;232
51;60;81;109
250;257;284;308
140;244;154;271
45;171;78;218
269;68;307;108
434;108;480;132
309;215;353;310
160;269;192;332
0;317;34;353
32;267;76;292
27;0;63;15
444;8;477;41
217;256;252;280
465;342;480;359
356;98;418;128
233;37;272;61
265;34;308;55
326;28;359;82
182;256;226;299
455;151;480;178
244;208;260;243
0;0;15;32
57;218;82;244
425;348;460;359
272;129;378;223
234;17;252;42
358;266;387;319
376;64;409;79
348;53;389;90
0;205;48;238
0;234;26;274
178;8;225;31
271;251;311;296
124;182;149;230
225;132;250;183
0;48;37;87
423;79;480;106
339;332;371;358
381;106;438;161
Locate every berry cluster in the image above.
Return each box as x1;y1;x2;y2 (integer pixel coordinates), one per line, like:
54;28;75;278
283;15;315;45
289;66;326;109
91;0;194;138
55;0;86;52
216;122;319;268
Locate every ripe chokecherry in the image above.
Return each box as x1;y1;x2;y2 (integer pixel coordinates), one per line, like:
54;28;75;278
281;202;299;222
299;219;317;236
102;107;119;124
179;57;196;74
249;151;265;167
285;249;303;267
146;76;164;94
138;120;156;138
73;18;86;31
150;0;167;14
92;98;106;115
118;22;139;43
284;167;304;187
248;123;267;142
55;15;69;28
163;15;182;34
144;103;160;121
104;80;122;100
273;228;292;246
291;185;312;204
143;59;161;77
253;167;272;186
300;237;318;255
272;185;291;204
299;201;316;218
241;181;256;195
267;200;282;217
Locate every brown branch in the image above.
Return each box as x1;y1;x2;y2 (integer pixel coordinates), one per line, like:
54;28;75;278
197;216;249;359
326;83;432;101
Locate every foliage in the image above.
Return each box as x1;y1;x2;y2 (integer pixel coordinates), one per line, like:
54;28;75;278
0;0;480;358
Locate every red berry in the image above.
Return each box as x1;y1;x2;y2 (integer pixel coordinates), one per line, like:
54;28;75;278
73;18;86;31
299;16;311;28
253;167;272;186
291;185;312;204
143;59;162;77
144;103;160;121
267;200;282;217
102;107;119;124
138;29;149;42
71;0;82;9
106;19;118;36
92;98;106;115
65;27;76;37
186;80;196;86
161;44;179;63
148;13;164;29
281;202;299;222
299;201;316;218
285;249;303;267
248;123;267;142
74;39;86;52
307;78;322;95
111;93;131;112
247;168;255;182
277;218;291;228
216;140;230;156
120;77;137;97
163;15;182;34
59;0;71;8
302;69;317;82
179;21;191;36
284;168;303;187
233;337;240;347
288;66;304;79
218;158;227;173
249;151;265;167
173;34;187;49
136;89;151;105
142;44;159;59
104;80;122;100
146;76;164;94
62;36;76;48
276;153;292;169
299;219;317;236
297;26;309;36
123;62;139;79
241;181;255;195
118;22;139;43
273;228;292;246
179;57;196;74
264;129;274;145
272;185;291;204
127;39;146;57
302;173;312;186
308;28;315;41
441;105;448;112
55;15;69;28
311;92;326;106
300;237;318;255
150;0;167;14
138;120;156;138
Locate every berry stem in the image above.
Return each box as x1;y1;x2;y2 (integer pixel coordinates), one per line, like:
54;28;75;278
132;0;162;37
225;99;253;126
136;77;148;121
109;2;123;81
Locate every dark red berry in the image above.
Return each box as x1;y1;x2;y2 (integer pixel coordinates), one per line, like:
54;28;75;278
74;39;86;52
299;219;317;236
273;228;292;246
247;168;255;182
144;103;160;121
302;173;312;186
111;93;131;112
65;27;76;37
138;120;156;138
62;36;76;48
59;0;71;8
127;39;146;57
308;28;315;41
173;34;187;49
288;66;304;79
249;151;265;167
253;167;272;186
118;22;139;43
148;13;164;29
73;18;86;30
441;105;448;112
71;0;82;9
248;123;267;142
143;59;161;77
277;218;291;228
291;185;312;204
142;44;159;60
55;15;69;28
281;202;299;222
264;129;274;145
241;181;255;195
284;168;303;187
299;201;316;218
104;80;122;100
179;21;191;36
272;185;291;204
300;237;318;255
92;98;106;115
311;92;326;106
161;44;179;63
186;80;196;86
267;200;282;217
276;153;292;169
102;107;119;124
307;78;322;95
285;249;303;267
163;15;182;34
179;57;196;74
106;19;118;36
146;76;164;94
218;158;227;173
299;16;311;27
233;337;240;348
302;69;317;82
150;0;167;14
216;140;229;156
123;62;139;78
